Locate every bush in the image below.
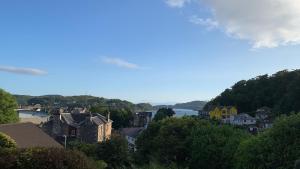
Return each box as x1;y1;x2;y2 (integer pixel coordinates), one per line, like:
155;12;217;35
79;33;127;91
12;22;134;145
189;124;249;169
0;147;98;169
0;89;19;124
234;113;300;169
0;132;16;148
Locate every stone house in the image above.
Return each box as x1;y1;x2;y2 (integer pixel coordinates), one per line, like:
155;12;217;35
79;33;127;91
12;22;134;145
47;112;112;143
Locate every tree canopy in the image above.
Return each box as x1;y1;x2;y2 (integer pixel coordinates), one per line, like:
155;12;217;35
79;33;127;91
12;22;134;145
204;70;300;115
0;132;16;149
153;108;175;121
234;113;300;169
0;89;18;124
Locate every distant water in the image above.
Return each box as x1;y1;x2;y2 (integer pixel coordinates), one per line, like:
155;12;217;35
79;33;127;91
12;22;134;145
173;109;198;117
152;109;198;118
18;111;49;118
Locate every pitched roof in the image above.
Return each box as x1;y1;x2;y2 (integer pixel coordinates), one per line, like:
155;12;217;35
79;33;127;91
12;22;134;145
60;113;111;127
234;113;256;121
120;127;144;138
60;113;89;127
0;122;62;148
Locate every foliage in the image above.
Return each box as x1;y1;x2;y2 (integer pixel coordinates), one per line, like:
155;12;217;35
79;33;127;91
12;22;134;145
0;132;16;148
0;147;98;169
154;101;207;111
68;141;97;157
0;89;19;124
95;134;131;169
135;117;200;168
90;106;133;129
14;94;152;112
204;70;300;115
234;113;300;169
69;134;131;169
153;108;175;121
295;159;300;169
189;124;250;169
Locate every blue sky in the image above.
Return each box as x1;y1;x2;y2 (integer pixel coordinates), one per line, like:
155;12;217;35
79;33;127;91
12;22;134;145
1;0;300;104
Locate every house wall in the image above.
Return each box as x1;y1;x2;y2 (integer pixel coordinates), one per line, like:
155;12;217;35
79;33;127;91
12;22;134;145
105;122;112;140
80;122;98;143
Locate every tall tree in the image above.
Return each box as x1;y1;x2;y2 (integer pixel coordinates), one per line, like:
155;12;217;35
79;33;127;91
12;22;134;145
153;108;175;121
0;89;18;124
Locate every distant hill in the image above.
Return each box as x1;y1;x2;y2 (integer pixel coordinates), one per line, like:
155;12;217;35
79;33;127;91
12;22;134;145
13;94;153;112
204;69;300;115
154;101;207;111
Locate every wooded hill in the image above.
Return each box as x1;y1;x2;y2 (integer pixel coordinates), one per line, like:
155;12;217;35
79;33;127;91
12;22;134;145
14;95;152;112
204;70;300;115
154;101;207;111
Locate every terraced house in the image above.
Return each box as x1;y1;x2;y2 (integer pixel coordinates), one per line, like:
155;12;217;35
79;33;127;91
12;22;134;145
45;111;112;143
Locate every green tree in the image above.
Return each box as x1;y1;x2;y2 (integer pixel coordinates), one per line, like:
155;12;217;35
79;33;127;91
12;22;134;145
0;89;19;124
95;134;131;169
0;147;98;169
135;117;200;168
234;113;300;169
90;106;133;129
204;69;300;115
153;108;175;121
0;132;16;148
189;124;249;169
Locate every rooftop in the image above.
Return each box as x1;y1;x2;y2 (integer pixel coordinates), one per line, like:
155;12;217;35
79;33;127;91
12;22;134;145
0;122;62;148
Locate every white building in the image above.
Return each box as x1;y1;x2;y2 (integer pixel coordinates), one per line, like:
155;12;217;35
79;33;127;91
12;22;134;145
231;113;256;126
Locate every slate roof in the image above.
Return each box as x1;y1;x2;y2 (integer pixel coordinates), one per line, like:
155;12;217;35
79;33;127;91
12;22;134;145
120;127;144;138
234;113;256;121
0;122;62;148
60;113;110;127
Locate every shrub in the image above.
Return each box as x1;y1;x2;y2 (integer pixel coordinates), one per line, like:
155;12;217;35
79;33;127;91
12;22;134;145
0;132;16;148
0;147;98;169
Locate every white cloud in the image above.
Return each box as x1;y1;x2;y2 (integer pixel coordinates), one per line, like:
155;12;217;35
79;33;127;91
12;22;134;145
165;0;191;8
168;0;300;48
0;66;47;75
189;15;219;30
102;57;141;70
205;0;300;48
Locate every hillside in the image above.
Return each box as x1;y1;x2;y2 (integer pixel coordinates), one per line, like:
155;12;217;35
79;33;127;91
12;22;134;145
14;94;153;112
204;70;300;114
154;101;207;110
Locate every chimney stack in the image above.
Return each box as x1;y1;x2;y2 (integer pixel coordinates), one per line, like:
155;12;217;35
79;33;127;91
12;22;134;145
107;111;110;121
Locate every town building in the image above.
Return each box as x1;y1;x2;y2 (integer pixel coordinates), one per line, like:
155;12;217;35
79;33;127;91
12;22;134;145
209;106;238;120
0;122;62;148
133;111;152;127
255;107;273;129
120;127;144;151
230;113;257;126
44;112;112;143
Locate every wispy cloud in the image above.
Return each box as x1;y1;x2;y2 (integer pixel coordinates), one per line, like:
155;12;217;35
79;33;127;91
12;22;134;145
165;0;191;8
0;66;47;76
189;15;219;30
102;57;141;70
